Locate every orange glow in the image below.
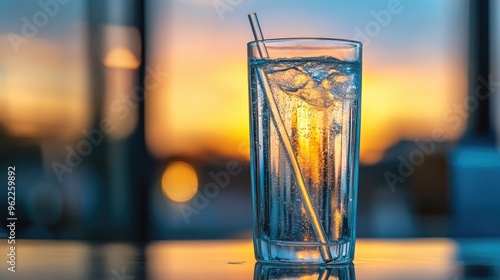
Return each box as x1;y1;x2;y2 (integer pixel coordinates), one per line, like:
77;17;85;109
146;11;467;163
101;25;141;68
0;36;89;140
103;68;138;140
147;240;254;279
103;47;140;69
161;162;199;202
145;239;458;279
295;250;320;261
355;239;457;279
148;56;466;163
358;63;467;164
11;241;92;278
298;275;321;280
100;25;142;140
293;103;330;184
147;58;249;159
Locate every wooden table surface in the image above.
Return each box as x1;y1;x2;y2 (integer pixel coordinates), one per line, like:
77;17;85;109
1;238;499;279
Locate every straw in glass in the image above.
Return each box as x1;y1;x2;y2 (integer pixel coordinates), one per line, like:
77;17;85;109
248;13;333;262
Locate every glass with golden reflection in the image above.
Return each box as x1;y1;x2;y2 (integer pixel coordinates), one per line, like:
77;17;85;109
248;38;361;263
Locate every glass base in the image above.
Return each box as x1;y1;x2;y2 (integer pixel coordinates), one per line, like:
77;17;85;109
254;239;355;264
254;262;355;280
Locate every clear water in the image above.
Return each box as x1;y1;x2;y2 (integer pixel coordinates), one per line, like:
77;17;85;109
249;57;361;263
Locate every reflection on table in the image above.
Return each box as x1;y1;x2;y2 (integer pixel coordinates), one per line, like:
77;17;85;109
254;263;354;280
1;239;499;280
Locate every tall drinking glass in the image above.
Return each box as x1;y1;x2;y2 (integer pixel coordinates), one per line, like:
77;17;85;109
248;38;362;263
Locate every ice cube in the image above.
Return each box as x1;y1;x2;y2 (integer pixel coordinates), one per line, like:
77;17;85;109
261;58;359;109
266;67;337;109
268;67;309;93
323;72;357;99
293;86;337;108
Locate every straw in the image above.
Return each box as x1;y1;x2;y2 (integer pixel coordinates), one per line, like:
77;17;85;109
318;267;333;280
248;13;269;58
248;13;333;263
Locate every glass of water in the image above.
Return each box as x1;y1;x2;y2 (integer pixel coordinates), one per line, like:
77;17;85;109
248;38;362;263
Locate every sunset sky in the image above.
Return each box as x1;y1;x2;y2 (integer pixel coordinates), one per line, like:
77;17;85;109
0;0;470;164
0;0;89;140
145;0;468;164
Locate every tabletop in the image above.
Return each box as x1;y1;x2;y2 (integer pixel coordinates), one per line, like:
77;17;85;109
1;238;499;280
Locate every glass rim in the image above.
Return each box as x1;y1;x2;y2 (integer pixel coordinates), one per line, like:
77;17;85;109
247;37;362;48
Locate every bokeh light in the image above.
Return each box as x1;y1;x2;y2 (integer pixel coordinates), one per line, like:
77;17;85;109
103;47;141;70
161;161;199;202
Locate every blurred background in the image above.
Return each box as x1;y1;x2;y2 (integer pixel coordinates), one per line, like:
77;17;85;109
0;0;499;241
